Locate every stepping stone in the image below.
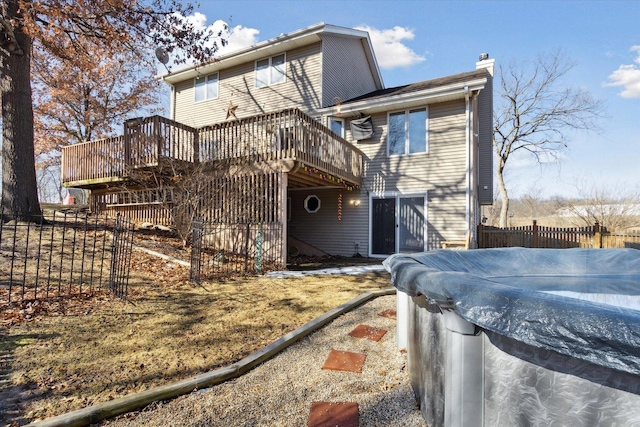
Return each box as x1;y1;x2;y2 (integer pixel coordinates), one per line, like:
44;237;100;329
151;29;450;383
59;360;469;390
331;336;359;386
322;349;366;373
308;401;359;427
378;309;397;319
348;324;387;342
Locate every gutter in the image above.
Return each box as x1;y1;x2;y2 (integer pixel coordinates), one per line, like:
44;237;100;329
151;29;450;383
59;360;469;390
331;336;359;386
465;86;471;247
316;78;486;116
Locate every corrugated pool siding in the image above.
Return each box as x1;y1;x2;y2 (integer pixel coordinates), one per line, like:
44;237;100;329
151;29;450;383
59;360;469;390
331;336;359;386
173;43;323;127
288;188;369;257
320;34;379;107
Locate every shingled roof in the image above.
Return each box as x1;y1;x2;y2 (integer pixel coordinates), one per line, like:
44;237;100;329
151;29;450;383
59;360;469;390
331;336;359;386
341;68;488;106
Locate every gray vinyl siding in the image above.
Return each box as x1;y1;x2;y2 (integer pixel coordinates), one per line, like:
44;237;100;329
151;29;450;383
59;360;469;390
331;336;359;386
292;100;469;256
288;188;370;257
173;43;323;127
320;34;379;107
353;100;469;249
477;70;493;204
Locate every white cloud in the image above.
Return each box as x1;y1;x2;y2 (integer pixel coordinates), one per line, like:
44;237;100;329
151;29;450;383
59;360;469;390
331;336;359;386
355;25;426;69
182;11;208;32
606;46;640;98
217;23;260;56
166;14;260;66
192;17;260;56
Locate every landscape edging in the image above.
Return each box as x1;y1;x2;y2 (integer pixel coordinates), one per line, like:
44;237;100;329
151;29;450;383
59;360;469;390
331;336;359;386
28;288;396;427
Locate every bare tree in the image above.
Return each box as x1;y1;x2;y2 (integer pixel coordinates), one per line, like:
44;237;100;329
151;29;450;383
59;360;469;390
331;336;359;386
518;185;544;219
555;179;640;231
0;0;222;222
493;51;604;227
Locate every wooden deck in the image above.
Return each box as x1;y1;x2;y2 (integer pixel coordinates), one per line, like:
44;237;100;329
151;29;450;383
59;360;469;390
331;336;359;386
62;109;363;190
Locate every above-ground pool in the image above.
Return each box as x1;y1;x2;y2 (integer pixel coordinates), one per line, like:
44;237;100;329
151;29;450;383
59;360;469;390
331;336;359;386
384;248;640;427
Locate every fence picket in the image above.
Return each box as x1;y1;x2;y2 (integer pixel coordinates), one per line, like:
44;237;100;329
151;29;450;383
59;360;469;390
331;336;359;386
478;221;640;249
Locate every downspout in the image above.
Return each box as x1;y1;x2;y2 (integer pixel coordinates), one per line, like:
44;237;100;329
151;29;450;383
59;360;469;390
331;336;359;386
464;86;471;248
170;85;176;121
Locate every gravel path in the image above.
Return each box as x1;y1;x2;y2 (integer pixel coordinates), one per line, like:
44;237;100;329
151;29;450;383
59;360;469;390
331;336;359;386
103;295;425;426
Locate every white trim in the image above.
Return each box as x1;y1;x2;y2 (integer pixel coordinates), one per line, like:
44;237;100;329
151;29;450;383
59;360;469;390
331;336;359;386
304;194;321;213
368;191;428;257
169;84;176;121
255;53;287;88
329;117;345;138
316;78;486;116
194;72;219;102
465;88;471;243
160;23;383;90
386;107;428;157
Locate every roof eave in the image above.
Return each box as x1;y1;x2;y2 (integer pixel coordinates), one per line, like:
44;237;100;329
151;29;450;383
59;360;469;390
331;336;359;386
158;22;379;85
315;77;487;116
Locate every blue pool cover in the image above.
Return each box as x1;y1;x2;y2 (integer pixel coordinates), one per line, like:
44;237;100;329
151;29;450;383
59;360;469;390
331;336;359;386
384;248;640;376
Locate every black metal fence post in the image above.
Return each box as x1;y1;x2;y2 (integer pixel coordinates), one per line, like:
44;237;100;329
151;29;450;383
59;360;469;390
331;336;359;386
190;217;204;284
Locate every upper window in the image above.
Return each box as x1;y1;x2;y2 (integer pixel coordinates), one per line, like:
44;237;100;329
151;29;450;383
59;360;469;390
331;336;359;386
194;73;218;102
388;108;428;156
256;54;286;88
329;118;344;138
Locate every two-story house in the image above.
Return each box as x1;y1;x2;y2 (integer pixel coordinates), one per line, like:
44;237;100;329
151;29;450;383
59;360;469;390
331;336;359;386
61;22;494;266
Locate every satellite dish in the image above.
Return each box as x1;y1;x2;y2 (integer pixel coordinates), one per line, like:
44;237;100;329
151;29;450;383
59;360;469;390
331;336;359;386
155;47;170;65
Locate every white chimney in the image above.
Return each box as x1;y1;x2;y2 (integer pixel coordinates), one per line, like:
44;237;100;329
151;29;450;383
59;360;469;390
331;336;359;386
476;53;495;76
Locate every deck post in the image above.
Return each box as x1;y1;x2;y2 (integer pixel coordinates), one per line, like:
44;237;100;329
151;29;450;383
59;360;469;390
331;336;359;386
153;116;160;160
279;172;288;267
123;121;131;166
594;222;602;249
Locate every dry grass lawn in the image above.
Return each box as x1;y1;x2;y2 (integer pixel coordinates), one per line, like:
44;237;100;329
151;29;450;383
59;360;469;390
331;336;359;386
0;245;391;425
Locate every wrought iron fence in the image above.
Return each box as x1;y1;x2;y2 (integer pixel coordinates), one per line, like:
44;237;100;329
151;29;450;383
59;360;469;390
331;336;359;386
0;207;134;306
190;220;283;282
107;214;135;299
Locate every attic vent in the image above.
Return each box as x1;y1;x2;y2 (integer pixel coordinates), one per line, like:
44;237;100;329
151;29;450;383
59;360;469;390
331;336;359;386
479;53;489;61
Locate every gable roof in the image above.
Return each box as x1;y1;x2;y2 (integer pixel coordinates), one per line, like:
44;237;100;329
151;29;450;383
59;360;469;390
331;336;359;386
317;68;489;116
160;22;383;89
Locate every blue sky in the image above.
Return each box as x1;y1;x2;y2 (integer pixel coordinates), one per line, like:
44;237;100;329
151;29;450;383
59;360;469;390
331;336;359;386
184;0;640;199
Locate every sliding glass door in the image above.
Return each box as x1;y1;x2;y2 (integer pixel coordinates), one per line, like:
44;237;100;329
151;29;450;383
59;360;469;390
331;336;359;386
371;194;426;256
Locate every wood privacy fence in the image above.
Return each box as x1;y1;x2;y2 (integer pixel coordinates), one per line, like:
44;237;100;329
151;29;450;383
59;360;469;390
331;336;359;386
478;221;640;249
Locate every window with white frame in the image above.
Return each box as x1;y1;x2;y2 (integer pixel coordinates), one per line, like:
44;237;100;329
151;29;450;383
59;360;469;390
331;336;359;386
194;73;219;102
329;118;344;138
255;54;286;88
388;108;428;156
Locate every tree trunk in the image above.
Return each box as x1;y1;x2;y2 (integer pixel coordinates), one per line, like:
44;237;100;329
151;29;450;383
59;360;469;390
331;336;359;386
1;0;43;221
497;158;509;228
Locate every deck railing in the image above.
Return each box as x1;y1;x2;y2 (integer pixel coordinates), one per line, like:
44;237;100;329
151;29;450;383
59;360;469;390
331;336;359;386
62;109;363;186
61;136;126;185
124;115;198;167
198;108;363;184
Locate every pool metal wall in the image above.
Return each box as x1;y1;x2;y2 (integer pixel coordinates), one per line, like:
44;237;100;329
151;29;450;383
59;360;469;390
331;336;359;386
405;293;640;426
